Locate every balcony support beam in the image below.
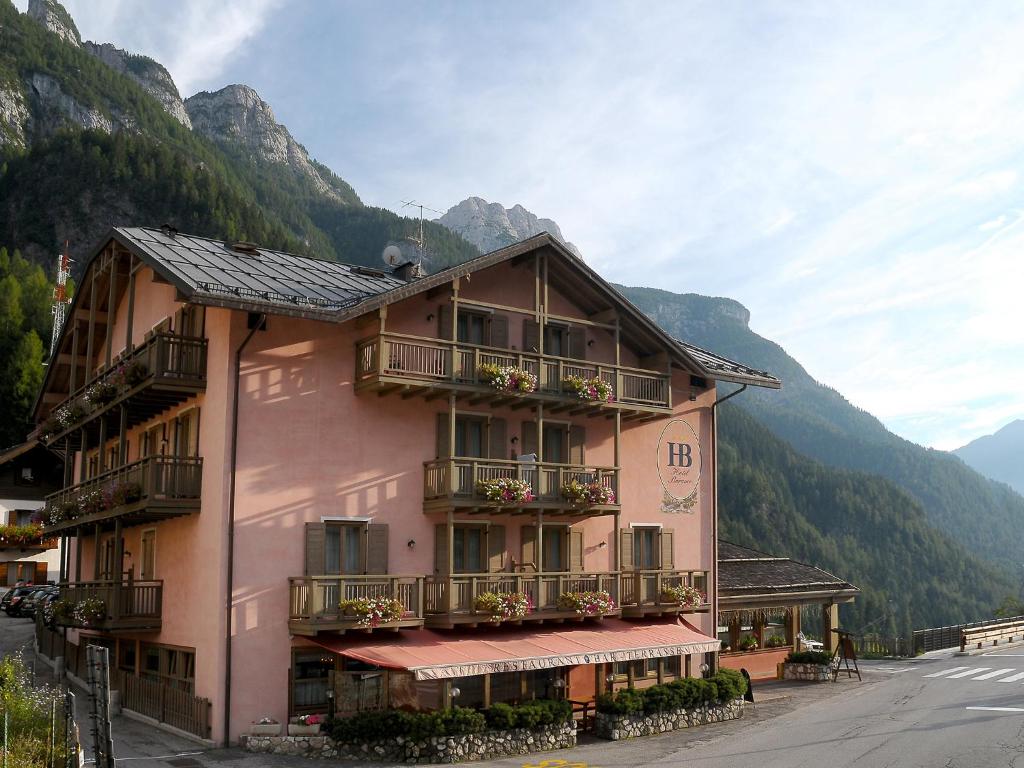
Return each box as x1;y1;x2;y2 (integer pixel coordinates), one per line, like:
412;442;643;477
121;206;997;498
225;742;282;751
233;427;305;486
105;257;117;368
124;258;136;351
92;524;101;580
69;322;80;393
118;405;127;465
74;527;82;581
97;414;107;475
113;517;123;588
78;428;88;483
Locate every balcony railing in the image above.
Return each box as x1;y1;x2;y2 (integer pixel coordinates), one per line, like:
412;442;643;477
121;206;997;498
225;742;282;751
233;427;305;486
43;455;203;534
54;580;162;631
424;571;620;624
356;333;671;409
620;569;710;616
41;333;208;446
288;575;426;635
424;458;619;508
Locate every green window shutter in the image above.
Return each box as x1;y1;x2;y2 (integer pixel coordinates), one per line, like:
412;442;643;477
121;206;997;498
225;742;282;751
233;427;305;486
569;326;586;359
520;525;538;570
435;523;450;575
523;319;541;353
521;421;538;456
569;425;586;466
366;524;389;574
436;412;450;458
438;303;453;340
304;522;326;576
619;528;634;571
489;417;507;460
489;314;509;348
660;528;675;570
569;528;584;572
487;525;506;572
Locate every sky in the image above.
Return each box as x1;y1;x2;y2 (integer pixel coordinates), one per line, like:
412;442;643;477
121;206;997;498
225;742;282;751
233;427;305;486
20;0;1024;451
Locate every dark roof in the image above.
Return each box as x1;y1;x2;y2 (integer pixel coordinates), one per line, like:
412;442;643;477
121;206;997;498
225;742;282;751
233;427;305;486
678;341;780;389
115;227;406;314
718;540;858;596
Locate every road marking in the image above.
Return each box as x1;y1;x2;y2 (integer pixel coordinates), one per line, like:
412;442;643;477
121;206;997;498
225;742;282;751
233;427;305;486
947;667;993;679
965;707;1024;713
998;672;1024;682
972;668;1017;680
923;666;970;678
874;668;911;674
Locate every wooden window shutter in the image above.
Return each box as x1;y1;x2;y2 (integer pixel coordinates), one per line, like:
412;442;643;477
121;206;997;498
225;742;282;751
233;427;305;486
304;522;327;576
660;528;675;570
36;562;47;582
569;528;584;572
520;525;538;569
438;303;454;340
436;413;450;458
523;319;541;352
366;524;389;574
488;418;507;460
520;421;538;456
569;425;585;465
569;326;586;359
619;528;635;571
0;563;6;584
434;523;450;574
487;525;506;572
489;315;509;349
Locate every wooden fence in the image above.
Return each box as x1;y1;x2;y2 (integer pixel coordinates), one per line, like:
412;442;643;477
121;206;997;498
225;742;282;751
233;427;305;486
113;670;211;740
851;634;908;657
913;614;1024;654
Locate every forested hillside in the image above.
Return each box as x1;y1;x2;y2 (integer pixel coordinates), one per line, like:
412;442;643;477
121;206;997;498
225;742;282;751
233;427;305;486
718;404;1015;635
620;284;1024;573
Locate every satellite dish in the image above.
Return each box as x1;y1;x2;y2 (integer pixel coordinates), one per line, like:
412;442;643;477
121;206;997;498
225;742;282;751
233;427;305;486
382;245;403;267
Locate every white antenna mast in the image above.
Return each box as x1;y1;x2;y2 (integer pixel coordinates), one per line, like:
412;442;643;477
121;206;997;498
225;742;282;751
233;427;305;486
50;241;72;359
400;199;443;273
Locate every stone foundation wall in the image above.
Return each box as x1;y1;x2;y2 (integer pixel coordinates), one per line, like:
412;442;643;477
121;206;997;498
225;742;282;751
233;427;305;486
242;721;575;763
593;699;743;740
782;662;831;682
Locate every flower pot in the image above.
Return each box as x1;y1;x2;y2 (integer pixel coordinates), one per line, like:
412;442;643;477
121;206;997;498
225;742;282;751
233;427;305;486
250;723;282;736
287;724;321;736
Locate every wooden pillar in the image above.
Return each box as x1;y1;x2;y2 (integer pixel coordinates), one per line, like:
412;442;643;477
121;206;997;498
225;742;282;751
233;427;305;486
118;404;127;465
74;529;82;582
97;414;107;474
105;259;117;367
92;524;101;580
823;602;839;653
536;403;544;461
63;437;72;486
113;518;123;584
728;616;741;651
613;510;621;571
536;510;544;575
124;260;136;350
446;507;454;579
78;429;88;483
69;322;79;393
85;272;97;382
786;605;800;648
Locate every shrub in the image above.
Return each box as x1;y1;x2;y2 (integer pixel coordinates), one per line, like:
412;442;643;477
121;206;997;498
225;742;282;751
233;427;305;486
0;653;71;768
765;634;787;648
596;687;644;714
641;684;678;713
786;650;832;665
714;668;748;701
485;702;516;730
440;706;485;735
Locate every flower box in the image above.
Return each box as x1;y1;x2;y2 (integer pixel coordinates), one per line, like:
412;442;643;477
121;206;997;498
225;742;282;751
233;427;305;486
475;591;532;622
562;375;613;402
659;584;705;609
338;597;404;627
476;477;534;504
478;364;538;394
250;723;282;736
556;590;616;616
287;723;321;736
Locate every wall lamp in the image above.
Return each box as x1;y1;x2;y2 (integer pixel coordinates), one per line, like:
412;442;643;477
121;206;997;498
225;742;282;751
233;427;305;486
510;436;519;445
587;339;594;347
426;313;434;322
407;539;416;549
449;686;461;699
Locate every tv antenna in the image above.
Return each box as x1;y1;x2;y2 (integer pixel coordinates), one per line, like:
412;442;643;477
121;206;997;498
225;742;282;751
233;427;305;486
50;241;72;359
400;199;443;270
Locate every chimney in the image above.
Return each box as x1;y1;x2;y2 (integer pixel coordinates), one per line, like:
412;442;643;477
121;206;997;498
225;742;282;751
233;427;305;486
394;261;425;282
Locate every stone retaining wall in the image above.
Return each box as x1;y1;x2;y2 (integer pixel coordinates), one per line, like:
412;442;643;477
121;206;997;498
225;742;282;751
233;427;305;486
242;721;575;763
782;662;831;682
593;699;743;740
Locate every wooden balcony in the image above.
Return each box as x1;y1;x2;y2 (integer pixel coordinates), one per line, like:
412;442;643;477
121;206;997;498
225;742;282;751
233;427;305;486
424;458;619;515
43;455;202;535
620;569;710;617
288;575;426;636
54;580;162;632
423;571;621;627
41;333;208;448
355;333;671;417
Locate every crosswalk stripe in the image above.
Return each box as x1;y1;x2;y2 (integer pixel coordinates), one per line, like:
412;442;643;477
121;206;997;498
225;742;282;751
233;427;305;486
947;667;992;679
997;672;1024;682
923;666;970;678
972;668;1016;680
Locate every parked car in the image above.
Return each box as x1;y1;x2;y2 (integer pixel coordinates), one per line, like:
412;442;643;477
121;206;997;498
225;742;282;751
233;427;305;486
3;586;39;616
17;586;59;618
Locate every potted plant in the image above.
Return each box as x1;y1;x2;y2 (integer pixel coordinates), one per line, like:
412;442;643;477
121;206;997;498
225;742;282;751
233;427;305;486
474;591;532;622
765;634;788;648
561;480;616;506
73;597;107;627
288;713;323;735
476;477;534;504
659;584;705;609
562;375;613;402
250;717;282;736
84;380;119;407
478;363;538;394
737;636;759;652
556;590;616;616
338;597;404;627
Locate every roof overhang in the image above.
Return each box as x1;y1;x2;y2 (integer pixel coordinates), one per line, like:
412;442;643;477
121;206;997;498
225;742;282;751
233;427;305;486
719;587;861;610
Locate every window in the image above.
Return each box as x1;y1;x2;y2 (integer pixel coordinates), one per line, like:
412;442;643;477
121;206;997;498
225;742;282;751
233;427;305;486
490;672;522;704
14;510;34;526
454;416;486;458
140;424;165;459
292;651;334;712
457;311;488;345
541;526;566;572
451;675;485;708
174;410;200;457
453;526;485;573
99;536;117;580
543;425;568;464
633;527;659;570
544;324;568;357
325;523;365;575
140;644;195;693
118;639;137;674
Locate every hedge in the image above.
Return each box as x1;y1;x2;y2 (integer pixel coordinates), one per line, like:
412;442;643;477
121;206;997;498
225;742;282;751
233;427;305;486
326;700;571;743
785;650;833;665
595;669;747;715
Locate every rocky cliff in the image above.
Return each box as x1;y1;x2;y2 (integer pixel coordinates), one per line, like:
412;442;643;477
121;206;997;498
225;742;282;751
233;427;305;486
438;197;581;256
27;0;80;47
185;85;356;203
82;43;191;128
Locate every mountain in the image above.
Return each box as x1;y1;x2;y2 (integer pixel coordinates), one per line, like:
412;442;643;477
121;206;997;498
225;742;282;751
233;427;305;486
954;420;1024;496
438;197;582;257
0;0;479;271
718;403;1015;635
619;285;1024;574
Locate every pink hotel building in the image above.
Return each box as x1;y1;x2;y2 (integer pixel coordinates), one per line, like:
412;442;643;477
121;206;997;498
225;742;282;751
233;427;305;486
33;227;779;744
